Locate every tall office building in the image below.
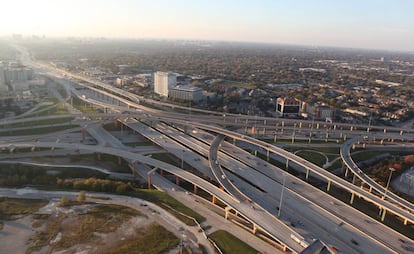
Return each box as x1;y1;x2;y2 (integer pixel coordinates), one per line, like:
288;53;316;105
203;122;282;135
154;71;176;97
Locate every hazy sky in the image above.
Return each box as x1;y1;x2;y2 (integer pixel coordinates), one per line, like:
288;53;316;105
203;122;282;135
1;0;413;51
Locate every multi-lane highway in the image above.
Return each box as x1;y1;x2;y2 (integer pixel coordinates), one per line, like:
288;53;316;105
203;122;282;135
4;44;414;253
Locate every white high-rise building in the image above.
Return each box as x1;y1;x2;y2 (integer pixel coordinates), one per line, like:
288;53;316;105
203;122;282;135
154;71;176;97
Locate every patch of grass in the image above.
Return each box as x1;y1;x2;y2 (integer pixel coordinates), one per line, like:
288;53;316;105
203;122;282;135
132;189;205;225
8;117;74;128
151;153;180;166
101;223;179;254
351;151;385;162
295;150;326;167
0;198;48;220
209;230;258;254
0;125;77;136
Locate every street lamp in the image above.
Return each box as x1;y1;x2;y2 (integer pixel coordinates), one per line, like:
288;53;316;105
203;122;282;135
383;167;396;200
278;173;287;218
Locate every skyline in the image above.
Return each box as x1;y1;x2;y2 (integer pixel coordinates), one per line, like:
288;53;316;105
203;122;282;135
1;0;414;52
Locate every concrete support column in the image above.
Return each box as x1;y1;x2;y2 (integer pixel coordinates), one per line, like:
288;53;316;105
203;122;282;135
252;224;258;234
224;207;231;220
160;169;164;176
266;150;270;161
285;159;289;170
306;169;310;180
345;167;349;178
350;192;355;204
212;195;216;204
369;186;373;193
381;209;387;221
193;184;198;194
352;174;357;184
147;175;152;190
175;176;180;186
404;219;408;225
327;181;331;192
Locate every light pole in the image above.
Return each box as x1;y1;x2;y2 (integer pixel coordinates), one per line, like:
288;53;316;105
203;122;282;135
383;167;396;200
278;173;287;217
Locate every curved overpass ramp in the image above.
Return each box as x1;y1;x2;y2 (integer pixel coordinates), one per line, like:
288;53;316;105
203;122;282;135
341;136;414;215
1;141;305;253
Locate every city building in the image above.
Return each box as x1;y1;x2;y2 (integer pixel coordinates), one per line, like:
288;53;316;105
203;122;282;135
276;97;301;117
115;77;130;87
302;102;335;121
154;71;176;97
169;85;203;102
0;64;7;92
4;67;33;85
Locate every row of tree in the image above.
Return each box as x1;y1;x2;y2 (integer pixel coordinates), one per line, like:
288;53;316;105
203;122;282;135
56;177;133;194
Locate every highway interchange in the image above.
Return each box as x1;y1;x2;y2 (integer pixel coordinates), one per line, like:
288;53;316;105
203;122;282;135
1;44;414;253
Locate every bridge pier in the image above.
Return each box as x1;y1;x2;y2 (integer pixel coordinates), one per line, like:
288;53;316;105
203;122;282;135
404;218;408;225
81;128;86;142
381;208;387;221
252;224;258;234
305;169;310;180
285;159;289;169
193;184;198;194
224;206;231;220
369;186;372;192
327;181;331;191
212;195;216;204
175;176;180;186
266;150;270;161
344;167;349;178
147;174;152;190
352;174;357;184
350;192;355;204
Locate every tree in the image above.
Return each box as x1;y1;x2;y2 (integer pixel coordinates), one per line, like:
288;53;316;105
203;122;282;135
59;195;69;207
77;191;86;203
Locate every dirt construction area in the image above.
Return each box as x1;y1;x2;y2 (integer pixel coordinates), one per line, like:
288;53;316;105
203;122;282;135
0;197;207;254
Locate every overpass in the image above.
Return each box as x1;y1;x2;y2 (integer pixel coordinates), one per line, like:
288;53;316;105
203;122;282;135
0;141;305;253
341;136;414;223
